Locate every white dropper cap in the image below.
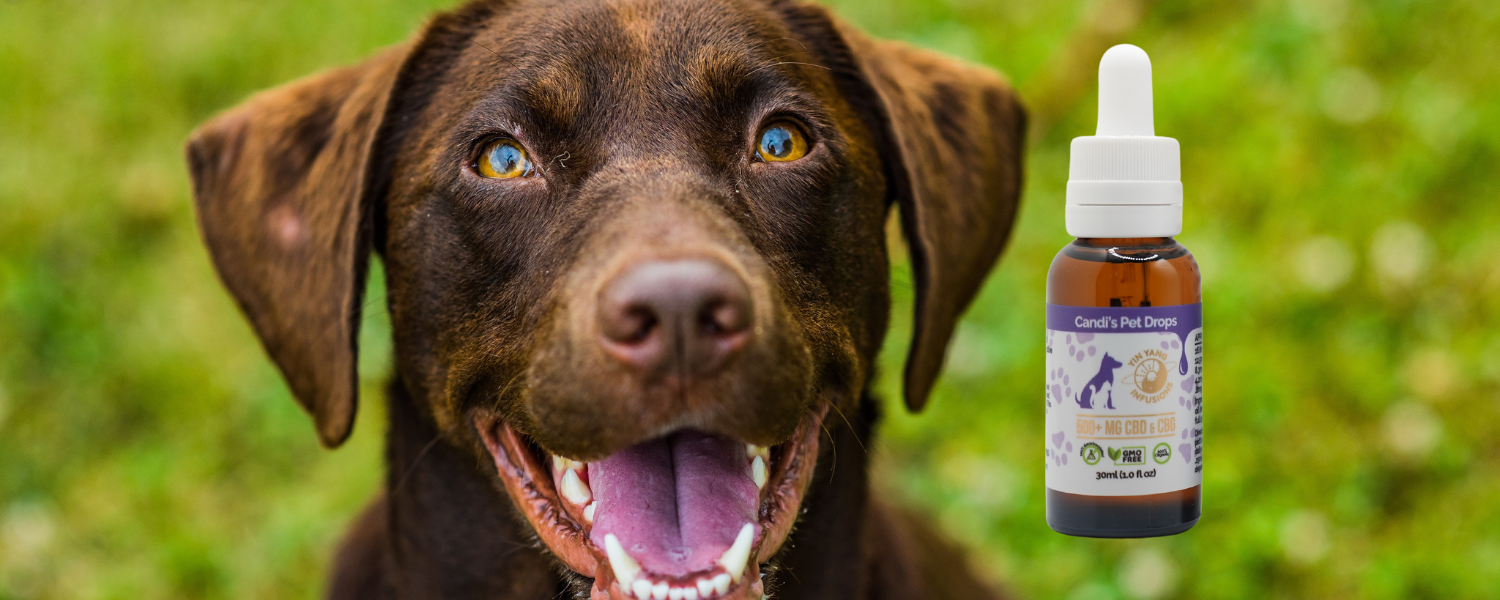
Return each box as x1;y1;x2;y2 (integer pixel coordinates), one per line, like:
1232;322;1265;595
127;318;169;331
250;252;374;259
1066;44;1182;238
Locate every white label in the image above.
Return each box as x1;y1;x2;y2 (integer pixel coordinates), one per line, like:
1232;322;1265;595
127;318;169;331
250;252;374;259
1045;304;1203;496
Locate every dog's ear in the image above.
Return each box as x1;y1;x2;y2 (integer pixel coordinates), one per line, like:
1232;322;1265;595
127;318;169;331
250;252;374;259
823;19;1027;412
186;44;410;447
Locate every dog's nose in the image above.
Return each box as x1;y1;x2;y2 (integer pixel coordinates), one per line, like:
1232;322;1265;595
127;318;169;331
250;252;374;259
597;258;753;376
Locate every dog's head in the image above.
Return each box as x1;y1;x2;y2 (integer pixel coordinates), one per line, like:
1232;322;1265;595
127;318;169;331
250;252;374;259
187;0;1023;598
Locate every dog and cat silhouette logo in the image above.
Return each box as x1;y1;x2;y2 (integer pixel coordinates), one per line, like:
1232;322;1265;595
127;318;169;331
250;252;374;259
1076;353;1123;409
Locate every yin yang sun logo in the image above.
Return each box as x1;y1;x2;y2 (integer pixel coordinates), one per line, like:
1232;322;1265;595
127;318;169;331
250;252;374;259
1126;348;1173;403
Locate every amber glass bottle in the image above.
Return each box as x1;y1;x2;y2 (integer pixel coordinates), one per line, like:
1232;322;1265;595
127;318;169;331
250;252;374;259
1045;45;1202;537
1046;238;1201;537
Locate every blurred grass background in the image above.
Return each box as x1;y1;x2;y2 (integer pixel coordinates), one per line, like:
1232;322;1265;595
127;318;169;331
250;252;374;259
2;0;1498;598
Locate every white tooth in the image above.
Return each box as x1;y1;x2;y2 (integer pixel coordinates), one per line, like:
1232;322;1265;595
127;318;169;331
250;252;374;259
696;578;714;598
552;455;567;471
583;503;596;523
716;523;754;583
670;587;684;600
747;444;769;460
751;456;767;489
652;582;669;600
560;468;592;505
712;573;731;595
683;587;698;600
633;579;653;599
605;534;641;590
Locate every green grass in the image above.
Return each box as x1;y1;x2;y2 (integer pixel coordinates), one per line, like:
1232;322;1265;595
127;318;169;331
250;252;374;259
3;0;1498;598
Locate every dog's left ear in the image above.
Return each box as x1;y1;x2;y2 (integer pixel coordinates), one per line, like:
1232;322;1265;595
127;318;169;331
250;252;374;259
185;44;410;447
803;14;1027;412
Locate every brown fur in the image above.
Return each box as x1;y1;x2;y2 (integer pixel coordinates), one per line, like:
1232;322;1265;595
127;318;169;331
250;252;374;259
187;0;1024;598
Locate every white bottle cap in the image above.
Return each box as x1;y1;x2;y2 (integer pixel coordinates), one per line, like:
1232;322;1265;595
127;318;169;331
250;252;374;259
1066;44;1182;238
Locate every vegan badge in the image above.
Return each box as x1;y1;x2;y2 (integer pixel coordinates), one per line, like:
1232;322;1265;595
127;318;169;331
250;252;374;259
1080;442;1104;466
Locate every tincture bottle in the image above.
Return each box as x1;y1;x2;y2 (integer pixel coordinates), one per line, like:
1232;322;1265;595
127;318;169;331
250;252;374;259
1045;44;1202;538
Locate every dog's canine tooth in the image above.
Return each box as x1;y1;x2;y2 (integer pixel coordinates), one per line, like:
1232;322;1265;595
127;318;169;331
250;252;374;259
751;456;767;489
583;502;596;523
696;578;714;598
716;523;754;583
559;468;592;505
604;534;641;591
712;573;731;595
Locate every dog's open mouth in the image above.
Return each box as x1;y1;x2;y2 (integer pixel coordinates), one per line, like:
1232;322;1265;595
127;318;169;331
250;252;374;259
478;406;828;600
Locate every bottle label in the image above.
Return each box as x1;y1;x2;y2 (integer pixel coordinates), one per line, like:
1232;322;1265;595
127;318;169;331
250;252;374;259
1045;303;1202;496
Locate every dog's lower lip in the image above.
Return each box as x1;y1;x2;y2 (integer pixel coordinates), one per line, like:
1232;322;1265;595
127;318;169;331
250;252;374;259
478;408;828;600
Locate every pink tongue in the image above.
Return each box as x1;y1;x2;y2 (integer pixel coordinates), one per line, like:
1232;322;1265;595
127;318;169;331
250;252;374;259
588;430;758;577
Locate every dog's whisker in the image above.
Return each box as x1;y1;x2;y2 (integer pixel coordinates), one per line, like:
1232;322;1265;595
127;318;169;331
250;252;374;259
776;36;810;52
392;434;443;493
748;60;831;78
471;38;521;72
819;420;838;483
828;401;866;454
743;36;812;59
493;366;528;402
776;61;831;71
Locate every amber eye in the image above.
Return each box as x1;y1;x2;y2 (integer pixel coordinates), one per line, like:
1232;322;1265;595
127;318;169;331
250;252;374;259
476;138;533;178
755;120;809;162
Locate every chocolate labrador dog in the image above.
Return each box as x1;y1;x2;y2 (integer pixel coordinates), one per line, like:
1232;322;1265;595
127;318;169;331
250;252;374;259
186;0;1024;598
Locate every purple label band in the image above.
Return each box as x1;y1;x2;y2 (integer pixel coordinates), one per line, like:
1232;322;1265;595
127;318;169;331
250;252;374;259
1047;303;1202;375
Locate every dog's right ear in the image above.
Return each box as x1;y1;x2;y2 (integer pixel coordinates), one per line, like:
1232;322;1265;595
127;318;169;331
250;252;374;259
768;3;1027;413
186;44;410;448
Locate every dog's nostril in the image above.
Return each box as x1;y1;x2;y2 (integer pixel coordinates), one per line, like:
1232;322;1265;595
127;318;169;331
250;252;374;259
620;306;659;343
600;303;657;345
700;306;725;335
597;258;754;374
699;297;749;337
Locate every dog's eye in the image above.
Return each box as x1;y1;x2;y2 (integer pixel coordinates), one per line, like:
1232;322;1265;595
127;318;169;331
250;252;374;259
755;121;809;162
476;138;533;178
